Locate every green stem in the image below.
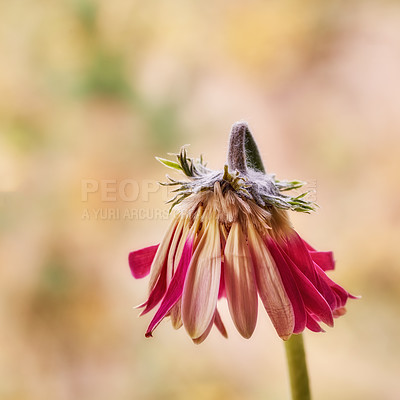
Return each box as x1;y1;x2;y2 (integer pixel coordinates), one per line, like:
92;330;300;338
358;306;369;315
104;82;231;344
284;334;311;400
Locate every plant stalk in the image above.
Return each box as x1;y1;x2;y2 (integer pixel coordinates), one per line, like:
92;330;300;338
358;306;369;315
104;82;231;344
284;334;311;400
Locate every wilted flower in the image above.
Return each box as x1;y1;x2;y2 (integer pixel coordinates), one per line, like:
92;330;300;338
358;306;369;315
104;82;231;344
129;122;355;343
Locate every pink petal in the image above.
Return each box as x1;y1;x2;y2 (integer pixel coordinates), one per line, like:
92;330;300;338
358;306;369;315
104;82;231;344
266;239;306;334
310;272;337;310
145;237;193;337
182;218;222;339
139;265;167;315
285;232;337;310
281;249;334;327
306;313;325;333
309;251;335;271
284;231;319;284
224;222;258;339
299;237;355;311
314;263;355;309
129;244;159;279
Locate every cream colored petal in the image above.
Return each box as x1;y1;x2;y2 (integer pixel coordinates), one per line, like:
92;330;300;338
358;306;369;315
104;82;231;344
220;223;228;245
191;205;204;249
247;222;294;340
182;217;222;339
214;309;228;338
167;217;191;284
224;222;258;338
223;191;239;223
192;316;214;344
148;216;180;291
170;299;183;329
166;217;185;283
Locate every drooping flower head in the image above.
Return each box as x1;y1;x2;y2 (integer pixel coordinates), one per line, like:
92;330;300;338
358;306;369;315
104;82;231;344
129;122;355;343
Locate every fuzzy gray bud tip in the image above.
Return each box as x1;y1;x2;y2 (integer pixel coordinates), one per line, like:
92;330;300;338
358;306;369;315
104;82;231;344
227;121;249;174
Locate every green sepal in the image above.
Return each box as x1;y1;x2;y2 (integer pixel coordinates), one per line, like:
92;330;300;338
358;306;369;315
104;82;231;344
275;179;306;191
155;157;183;171
244;128;266;173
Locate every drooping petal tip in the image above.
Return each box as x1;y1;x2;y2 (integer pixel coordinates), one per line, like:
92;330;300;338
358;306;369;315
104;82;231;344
280;333;292;341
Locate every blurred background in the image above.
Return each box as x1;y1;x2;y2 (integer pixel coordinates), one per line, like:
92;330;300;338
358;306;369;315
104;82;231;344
1;0;400;399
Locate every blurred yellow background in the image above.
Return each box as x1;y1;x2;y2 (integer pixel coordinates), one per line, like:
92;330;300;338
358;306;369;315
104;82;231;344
1;1;400;399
